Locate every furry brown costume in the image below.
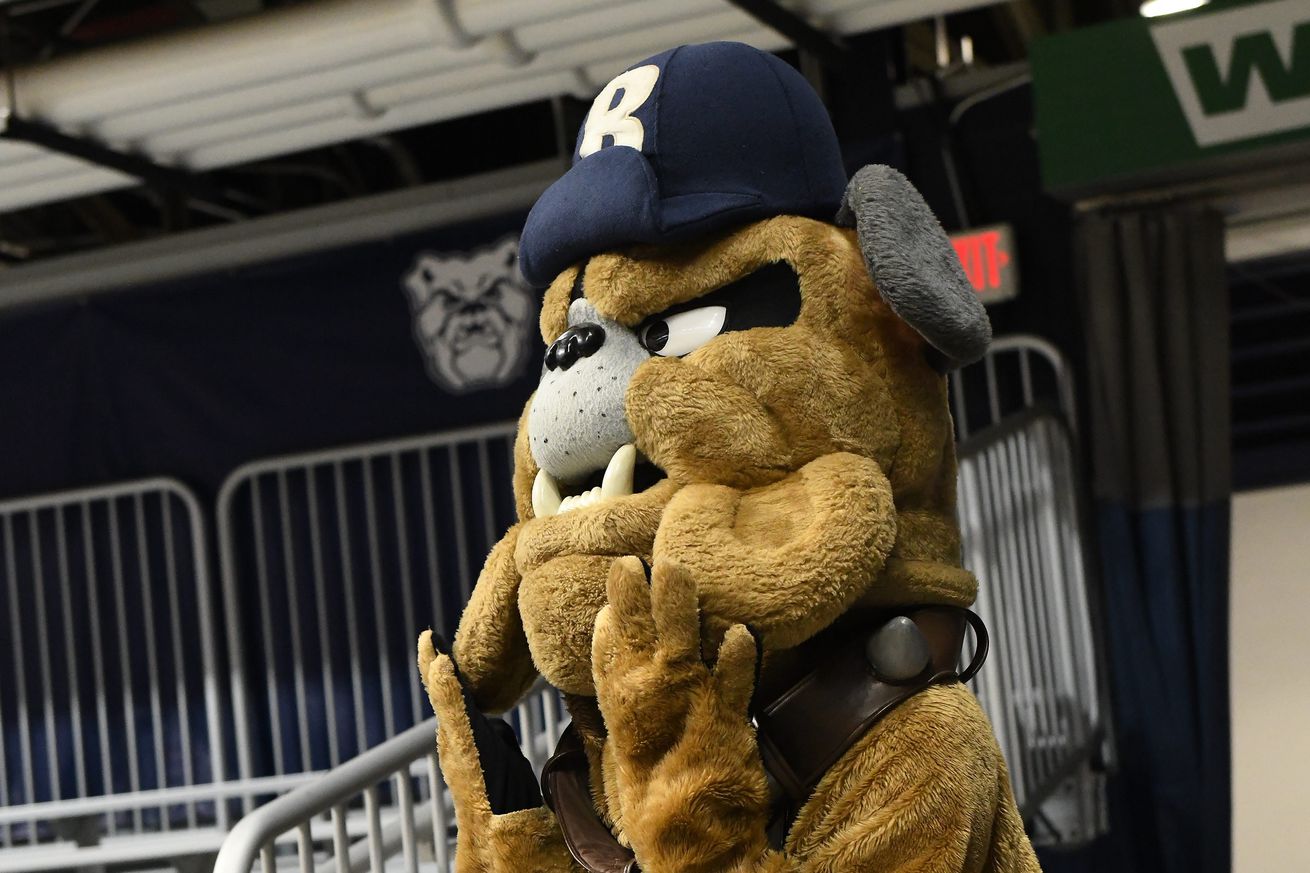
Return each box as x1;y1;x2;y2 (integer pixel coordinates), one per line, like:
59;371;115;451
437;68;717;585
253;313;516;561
417;42;1040;872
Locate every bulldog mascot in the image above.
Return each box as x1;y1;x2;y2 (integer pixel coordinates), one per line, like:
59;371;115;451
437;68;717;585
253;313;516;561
417;42;1041;873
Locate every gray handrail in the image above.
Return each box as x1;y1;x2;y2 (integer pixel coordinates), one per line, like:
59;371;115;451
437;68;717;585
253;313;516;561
0;772;323;825
212;718;439;873
313;795;441;873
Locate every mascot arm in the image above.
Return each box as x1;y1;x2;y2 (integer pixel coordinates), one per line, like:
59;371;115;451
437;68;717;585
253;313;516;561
419;632;582;873
594;562;1032;873
451;523;539;713
653;451;898;651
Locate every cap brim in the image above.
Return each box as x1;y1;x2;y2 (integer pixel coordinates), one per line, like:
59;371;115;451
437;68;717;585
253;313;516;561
518;146;762;287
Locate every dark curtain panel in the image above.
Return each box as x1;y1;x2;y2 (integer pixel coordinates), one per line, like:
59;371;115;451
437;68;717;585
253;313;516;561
1074;207;1231;873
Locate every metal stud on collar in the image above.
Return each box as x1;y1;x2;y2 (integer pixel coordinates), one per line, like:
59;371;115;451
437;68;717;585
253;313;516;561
865;615;932;684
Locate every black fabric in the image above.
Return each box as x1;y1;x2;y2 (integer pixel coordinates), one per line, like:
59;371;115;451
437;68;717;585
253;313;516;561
432;635;542;815
1074;206;1231;873
633;261;803;345
464;700;543;815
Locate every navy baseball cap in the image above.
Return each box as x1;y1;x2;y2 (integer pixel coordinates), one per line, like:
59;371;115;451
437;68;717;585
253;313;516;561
518;42;847;288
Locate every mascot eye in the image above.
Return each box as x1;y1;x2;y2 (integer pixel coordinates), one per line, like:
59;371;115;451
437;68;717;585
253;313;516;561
640;306;727;357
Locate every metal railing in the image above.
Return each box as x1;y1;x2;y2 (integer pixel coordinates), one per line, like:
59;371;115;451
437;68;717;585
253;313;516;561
953;337;1110;845
0;478;226;860
958;412;1104;812
951;334;1078;439
0;419;529;871
212;683;567;873
216;422;519;810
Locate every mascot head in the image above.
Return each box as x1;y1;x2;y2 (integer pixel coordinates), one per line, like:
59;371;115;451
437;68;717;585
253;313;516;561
452;42;990;712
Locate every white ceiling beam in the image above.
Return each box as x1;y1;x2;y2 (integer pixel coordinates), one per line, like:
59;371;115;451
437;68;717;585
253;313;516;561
0;0;1004;213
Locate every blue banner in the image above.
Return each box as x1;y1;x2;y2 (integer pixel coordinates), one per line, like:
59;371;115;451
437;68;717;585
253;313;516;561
0;211;540;500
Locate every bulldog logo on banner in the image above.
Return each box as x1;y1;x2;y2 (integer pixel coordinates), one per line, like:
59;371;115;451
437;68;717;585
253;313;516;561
403;235;536;394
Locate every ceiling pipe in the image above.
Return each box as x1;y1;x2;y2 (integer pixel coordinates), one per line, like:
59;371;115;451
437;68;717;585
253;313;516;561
3;166;129;212
11;0;618;123
2;115;250;216
184;19;776;168
16;0;455;121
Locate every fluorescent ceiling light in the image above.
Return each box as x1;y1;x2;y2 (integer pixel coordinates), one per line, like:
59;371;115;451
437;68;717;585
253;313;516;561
1140;0;1210;17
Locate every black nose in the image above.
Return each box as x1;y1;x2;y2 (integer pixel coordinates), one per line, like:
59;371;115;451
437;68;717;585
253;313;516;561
545;323;605;371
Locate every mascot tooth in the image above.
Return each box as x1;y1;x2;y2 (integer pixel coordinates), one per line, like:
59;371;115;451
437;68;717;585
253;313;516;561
599;444;637;500
418;41;1042;873
533;445;638;517
532;469;563;518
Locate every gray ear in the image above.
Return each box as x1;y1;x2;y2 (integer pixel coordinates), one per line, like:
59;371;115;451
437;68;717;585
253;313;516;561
835;164;991;369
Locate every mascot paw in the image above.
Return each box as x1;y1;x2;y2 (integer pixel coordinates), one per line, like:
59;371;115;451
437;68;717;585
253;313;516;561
591;556;711;766
417;631;579;872
592;560;773;871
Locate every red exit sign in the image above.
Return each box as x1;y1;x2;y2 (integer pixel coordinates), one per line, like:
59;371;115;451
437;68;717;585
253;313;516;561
951;223;1019;304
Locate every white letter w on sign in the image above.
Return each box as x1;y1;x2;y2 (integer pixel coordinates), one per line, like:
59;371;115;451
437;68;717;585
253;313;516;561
1151;0;1310;147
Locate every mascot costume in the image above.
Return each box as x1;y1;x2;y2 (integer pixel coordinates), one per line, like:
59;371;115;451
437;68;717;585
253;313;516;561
417;42;1042;873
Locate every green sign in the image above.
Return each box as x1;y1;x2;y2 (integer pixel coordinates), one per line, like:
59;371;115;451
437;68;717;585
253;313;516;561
1032;0;1310;193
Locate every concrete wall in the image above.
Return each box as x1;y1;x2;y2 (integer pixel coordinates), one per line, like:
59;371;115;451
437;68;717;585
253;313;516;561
1231;483;1310;871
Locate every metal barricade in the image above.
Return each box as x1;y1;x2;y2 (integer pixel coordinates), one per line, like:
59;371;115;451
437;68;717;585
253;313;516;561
951;334;1078;439
958;414;1104;803
953;336;1110;845
211;683;566;873
0;478;226;862
216;423;519;807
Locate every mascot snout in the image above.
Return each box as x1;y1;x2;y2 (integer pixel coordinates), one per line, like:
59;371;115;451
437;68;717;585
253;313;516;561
527;299;644;491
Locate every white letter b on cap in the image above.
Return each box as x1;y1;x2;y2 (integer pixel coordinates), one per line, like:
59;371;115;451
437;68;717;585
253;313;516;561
579;65;660;158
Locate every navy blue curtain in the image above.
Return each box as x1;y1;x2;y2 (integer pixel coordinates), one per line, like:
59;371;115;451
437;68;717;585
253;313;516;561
1074;207;1231;873
0;211;538;502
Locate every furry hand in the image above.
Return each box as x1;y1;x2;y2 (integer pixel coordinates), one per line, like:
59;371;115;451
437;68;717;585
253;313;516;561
417;631;579;873
591;558;709;772
592;558;773;872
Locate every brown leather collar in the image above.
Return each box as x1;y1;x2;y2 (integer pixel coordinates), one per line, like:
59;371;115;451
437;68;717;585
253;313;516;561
540;607;987;873
541;725;638;873
756;606;985;804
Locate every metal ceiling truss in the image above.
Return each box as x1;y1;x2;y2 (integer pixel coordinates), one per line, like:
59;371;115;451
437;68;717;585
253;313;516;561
0;115;254;218
721;0;851;69
0;4;261;220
